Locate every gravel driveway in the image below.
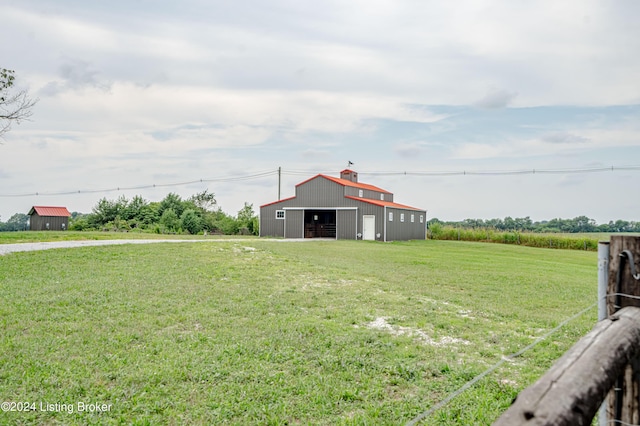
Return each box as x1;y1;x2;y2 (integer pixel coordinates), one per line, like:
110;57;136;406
0;237;327;255
0;239;219;256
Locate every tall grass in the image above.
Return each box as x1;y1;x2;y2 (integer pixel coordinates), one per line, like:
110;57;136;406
428;224;600;251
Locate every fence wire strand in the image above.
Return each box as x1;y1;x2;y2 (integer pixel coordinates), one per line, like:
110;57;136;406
406;291;640;425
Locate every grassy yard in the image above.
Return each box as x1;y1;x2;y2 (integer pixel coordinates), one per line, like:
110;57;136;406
0;239;598;424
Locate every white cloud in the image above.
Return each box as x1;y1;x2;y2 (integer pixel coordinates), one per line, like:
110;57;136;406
474;87;518;109
2;1;640;223
541;132;589;145
452;126;640;160
394;142;426;158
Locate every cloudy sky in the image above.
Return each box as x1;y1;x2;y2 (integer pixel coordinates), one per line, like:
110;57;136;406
1;0;639;224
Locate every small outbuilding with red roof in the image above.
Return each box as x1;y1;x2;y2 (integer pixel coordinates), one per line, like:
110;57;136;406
260;170;426;241
28;206;71;231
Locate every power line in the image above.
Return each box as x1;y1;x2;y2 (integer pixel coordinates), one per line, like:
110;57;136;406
0;170;278;197
1;165;639;198
282;165;640;177
361;165;640;177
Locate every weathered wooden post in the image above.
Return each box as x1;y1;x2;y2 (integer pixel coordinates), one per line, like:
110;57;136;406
604;236;640;424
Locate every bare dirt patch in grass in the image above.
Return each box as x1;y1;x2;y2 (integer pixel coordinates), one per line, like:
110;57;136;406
365;317;470;347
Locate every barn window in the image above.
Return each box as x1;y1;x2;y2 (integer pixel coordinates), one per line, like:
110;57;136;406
358;189;364;197
380;193;384;201
275;210;285;219
388;212;393;222
400;213;405;222
420;215;424;223
411;214;415;223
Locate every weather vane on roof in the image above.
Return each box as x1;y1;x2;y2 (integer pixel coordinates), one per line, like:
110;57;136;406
347;160;354;168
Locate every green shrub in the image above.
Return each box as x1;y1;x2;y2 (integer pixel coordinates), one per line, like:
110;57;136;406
180;209;203;235
160;208;179;233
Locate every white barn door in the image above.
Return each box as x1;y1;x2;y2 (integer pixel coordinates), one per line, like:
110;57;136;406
362;215;375;240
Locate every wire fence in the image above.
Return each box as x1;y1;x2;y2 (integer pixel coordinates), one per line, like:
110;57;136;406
406;291;640;425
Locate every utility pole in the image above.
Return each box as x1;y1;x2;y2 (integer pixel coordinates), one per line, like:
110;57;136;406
278;166;281;200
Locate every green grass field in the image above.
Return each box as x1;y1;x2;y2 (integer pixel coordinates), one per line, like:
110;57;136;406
0;237;598;424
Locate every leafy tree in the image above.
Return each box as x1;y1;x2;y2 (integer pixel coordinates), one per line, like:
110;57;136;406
180;209;203;234
8;213;28;228
237;202;258;235
90;197;121;226
503;216;516;230
209;208;239;235
572;215;596;233
123;195;148;221
159;193;185;218
69;215;92;231
1;68;37;138
160;208;179;232
139;202;160;226
462;218;484;229
513;216;533;231
189;190;217;212
2;213;29;231
612;220;632;233
485;218;504;229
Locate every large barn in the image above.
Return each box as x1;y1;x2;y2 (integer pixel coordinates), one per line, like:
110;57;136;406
260;169;426;241
28;206;71;231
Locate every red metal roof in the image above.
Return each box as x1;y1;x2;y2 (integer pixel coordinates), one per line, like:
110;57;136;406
259;196;296;208
344;196;423;211
296;174;392;194
260;172;423;210
29;206;71;217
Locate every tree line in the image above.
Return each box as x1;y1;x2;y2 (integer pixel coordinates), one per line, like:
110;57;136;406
0;213;30;232
429;216;640;233
3;207;639;235
0;191;259;235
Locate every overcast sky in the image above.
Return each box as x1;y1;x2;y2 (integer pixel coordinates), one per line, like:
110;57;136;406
1;0;639;224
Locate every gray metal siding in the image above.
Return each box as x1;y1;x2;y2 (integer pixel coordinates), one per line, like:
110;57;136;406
259;209;285;237
355;204;385;240
260;198;298;237
344;186;393;202
284;210;304;238
385;208;427;241
29;214;69;231
337;210;357;239
295;177;347;206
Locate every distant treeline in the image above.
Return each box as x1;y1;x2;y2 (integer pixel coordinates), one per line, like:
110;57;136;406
0;213;30;232
428;216;640;233
0;191;259;235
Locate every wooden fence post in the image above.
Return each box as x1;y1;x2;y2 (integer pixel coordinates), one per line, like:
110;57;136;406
492;307;640;425
606;236;640;424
